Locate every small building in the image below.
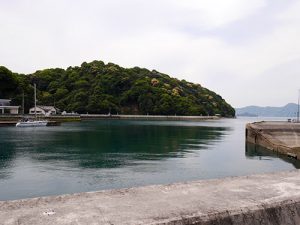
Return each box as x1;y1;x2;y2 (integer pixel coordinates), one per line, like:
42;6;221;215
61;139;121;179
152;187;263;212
0;99;20;114
29;106;59;116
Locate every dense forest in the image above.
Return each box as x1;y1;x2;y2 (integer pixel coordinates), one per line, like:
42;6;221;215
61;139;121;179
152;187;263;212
0;60;235;117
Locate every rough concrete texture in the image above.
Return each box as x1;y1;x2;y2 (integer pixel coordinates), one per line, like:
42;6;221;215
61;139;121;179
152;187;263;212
2;170;300;224
246;121;300;158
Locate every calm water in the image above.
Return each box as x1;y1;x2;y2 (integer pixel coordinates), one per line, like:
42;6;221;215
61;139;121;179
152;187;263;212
0;117;299;200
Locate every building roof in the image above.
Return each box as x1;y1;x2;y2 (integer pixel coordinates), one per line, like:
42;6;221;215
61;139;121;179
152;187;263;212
0;99;11;106
31;106;58;112
0;99;11;103
0;106;19;109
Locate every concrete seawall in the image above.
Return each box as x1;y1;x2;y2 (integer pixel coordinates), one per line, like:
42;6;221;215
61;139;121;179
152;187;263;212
0;115;81;123
246;121;300;159
0;115;218;125
2;170;300;225
80;114;219;121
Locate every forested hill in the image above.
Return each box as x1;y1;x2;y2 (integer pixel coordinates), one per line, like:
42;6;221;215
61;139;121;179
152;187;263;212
0;60;235;117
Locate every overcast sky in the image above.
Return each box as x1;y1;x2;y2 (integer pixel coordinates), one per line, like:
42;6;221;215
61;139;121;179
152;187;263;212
1;0;300;108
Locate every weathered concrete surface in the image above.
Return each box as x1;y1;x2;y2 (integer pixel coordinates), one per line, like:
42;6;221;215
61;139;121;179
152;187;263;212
246;121;300;159
2;170;300;225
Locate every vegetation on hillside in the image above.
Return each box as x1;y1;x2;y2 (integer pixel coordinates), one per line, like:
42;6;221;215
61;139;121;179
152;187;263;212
0;61;235;117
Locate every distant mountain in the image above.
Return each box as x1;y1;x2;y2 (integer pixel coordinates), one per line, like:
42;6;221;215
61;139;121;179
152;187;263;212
236;103;299;117
237;112;258;117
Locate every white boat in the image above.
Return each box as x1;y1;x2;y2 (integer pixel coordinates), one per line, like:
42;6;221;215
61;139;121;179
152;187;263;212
16;120;48;127
16;84;48;127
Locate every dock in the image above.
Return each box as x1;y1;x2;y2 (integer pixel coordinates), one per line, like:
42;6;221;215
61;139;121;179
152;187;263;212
246;121;300;159
0;121;16;127
46;121;61;126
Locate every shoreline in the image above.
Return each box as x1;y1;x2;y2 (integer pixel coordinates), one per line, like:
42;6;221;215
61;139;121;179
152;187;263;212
0;114;222;126
80;114;220;121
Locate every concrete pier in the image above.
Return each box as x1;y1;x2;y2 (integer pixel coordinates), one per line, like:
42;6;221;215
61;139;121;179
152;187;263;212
2;170;300;225
246;121;300;159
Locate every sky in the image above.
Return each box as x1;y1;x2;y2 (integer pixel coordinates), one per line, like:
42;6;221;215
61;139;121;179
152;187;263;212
0;0;300;108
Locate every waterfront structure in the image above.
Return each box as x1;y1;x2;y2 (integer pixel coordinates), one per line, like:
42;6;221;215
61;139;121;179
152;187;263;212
0;99;20;114
246;121;300;159
80;114;219;121
29;106;59;116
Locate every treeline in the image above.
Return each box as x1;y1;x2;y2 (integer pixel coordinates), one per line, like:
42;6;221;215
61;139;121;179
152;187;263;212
0;60;235;117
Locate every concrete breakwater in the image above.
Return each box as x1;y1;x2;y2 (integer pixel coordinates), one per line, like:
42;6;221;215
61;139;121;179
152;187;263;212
246;121;300;159
0;115;218;126
80;114;219;121
1;170;300;225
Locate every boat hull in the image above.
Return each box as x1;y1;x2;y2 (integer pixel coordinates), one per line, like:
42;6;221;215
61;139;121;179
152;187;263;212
16;121;48;127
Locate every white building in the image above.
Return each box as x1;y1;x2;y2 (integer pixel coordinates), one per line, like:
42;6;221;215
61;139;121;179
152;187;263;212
0;99;19;114
29;106;58;116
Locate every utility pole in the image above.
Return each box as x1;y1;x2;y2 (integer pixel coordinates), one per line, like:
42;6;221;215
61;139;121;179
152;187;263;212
34;84;37;120
22;91;25;115
298;89;300;123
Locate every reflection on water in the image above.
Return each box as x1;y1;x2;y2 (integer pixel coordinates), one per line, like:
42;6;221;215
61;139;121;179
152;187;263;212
245;142;300;169
0;118;298;200
0;142;15;180
1;121;228;170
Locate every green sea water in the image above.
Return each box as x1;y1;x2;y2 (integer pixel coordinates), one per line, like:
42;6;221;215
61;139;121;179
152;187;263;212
0;118;299;200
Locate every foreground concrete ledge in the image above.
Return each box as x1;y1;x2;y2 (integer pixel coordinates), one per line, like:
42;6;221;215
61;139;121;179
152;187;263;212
2;170;300;225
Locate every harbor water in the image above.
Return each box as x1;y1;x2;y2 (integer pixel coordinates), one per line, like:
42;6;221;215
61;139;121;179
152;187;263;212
0;117;299;200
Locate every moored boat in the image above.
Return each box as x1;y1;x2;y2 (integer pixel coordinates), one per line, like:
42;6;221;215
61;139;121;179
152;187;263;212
16;84;48;128
16;120;48;127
